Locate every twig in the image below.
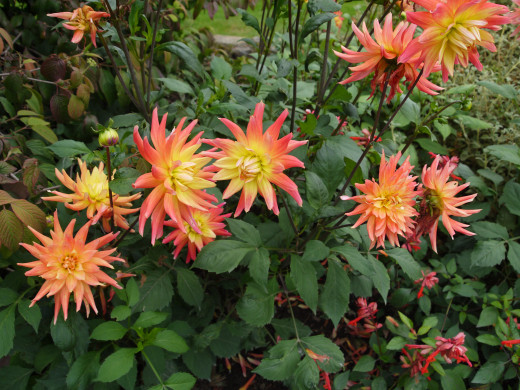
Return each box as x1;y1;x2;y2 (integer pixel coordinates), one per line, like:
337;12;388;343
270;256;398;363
113;218;139;247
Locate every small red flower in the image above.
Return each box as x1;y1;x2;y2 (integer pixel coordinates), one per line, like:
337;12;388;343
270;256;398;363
414;270;439;298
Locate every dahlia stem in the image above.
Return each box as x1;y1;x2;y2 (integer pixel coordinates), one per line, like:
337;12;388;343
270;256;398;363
289;0;303;133
278;188;299;242
278;274;301;342
113;218;138;247
146;0;164;111
440;297;453;333
141;350;165;386
105;146;116;231
316;21;332;109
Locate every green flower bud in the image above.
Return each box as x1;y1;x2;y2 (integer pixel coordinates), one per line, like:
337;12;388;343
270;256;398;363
99;128;119;147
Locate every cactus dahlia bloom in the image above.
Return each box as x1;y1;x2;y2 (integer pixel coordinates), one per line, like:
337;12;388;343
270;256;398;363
18;212;124;324
400;0;510;82
162;203;232;263
204;102;307;217
42;160;141;232
334;14;442;102
418;154;480;252
133;108;216;244
47;6;110;48
341;152;421;249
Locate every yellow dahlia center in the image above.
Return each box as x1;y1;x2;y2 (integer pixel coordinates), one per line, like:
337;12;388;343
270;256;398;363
373;191;404;211
169;161;197;191
183;214;212;241
61;253;79;272
426;190;445;214
236;151;270;183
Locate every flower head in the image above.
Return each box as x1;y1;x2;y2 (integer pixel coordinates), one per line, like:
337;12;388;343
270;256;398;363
414;270;439;298
42;160;141;232
418;154;481;252
400;0;511;82
348;297;379;325
334;14;442;102
512;0;520;38
18;211;124;324
162;203;231;263
133;108;217;244
204;102;307;217
48;5;110;48
342;152;421;249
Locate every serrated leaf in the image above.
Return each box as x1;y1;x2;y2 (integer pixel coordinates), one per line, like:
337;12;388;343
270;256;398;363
302;240;330;262
133;270;173;312
294;356;320;389
253;340;300;380
66;351;100;390
226;219;261;246
387;248;422;280
157;77;195;95
500;180;520;216
133;311;168;328
0;209;24;251
97;348;136;382
472;361;505;384
0;366;32;390
320;259;350;327
300;13;336;40
18;299;41;333
237;9;261;34
249;248;270;287
176;268;203;309
485;144;520;166
477;306;498;327
301;335;344;373
210;56;232;80
11;200;46;232
508;241;520;273
0;305;15;357
237;279;278;326
386;336;407;350
194;240;255;273
91;321;127;341
111;306;131;321
353;355;375;372
305;171;329;209
471;240;506;267
476;334;501;346
471;221;509;240
151;329;189;353
477;80;517;99
164;372;196;390
0;288;17;307
47;140;90;158
290;255;318;313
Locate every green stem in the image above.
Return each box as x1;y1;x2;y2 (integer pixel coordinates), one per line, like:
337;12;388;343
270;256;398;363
141;349;165;386
146;0;164;110
278;274;300;341
105;147;116;231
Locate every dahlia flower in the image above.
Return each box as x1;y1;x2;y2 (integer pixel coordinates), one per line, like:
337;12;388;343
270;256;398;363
342;152;421;249
48;5;110;48
162;203;231;263
400;0;510;82
204;102;307;217
133;108;216;244
18;211;123;324
334;14;442;102
419;154;480;252
42;160;141;232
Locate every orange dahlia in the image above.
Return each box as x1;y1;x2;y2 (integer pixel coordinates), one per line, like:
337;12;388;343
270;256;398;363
400;0;510;82
18;211;123;324
42;159;141;232
162;203;231;263
418;154;480;252
133;108;216;244
334;14;442;102
47;5;110;48
342;152;421;249
204;102;307;217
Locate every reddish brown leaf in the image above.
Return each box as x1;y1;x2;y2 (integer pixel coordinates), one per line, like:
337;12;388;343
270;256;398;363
0;209;24;251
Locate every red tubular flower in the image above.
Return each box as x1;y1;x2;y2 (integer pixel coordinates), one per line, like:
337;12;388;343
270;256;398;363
48;6;110;48
133;108;217;244
501;339;520;347
512;0;520;38
334;14;442;102
414;270;439;298
348;297;379;325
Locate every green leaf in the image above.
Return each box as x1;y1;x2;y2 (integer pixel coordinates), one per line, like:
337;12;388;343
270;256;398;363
110;167;141;195
320;258;350;327
182;348;214;380
477;306;498;328
353;355;375;372
457;115;492;131
210;56;232;80
97;348;137;382
151;329;189;353
164;372;196;390
236;278;278;326
303;240;330;262
306;171;330;209
333;245;373;277
294;356;320;389
0;305;15;357
133;270;173;312
237;9;261;34
159;42;204;74
157;77;195;95
386;336;407;350
226;219;261;246
176;268;204;309
472;361;505;384
415;138;449;155
253;340;300;380
0;288;17;307
500;180;520;216
308;0;341;14
508;241;520;273
47;140;90;158
126;278;140;307
90;321;127;341
50;315;76;351
477;80;517;99
367;254;390;302
471;240;506;267
476;334;501;346
290;255;318;313
133;311;168;328
394;96;420;126
398;311;414;330
0;366;32;390
111;306;131;321
249;248;270;287
441;370;465;390
387;248;422;280
313;142;345;194
471;221;509;240
446;84;476;94
300;13;336;40
485;144;520;166
66;351;100;390
18;299;41;333
301;335;344;373
194;240;255;273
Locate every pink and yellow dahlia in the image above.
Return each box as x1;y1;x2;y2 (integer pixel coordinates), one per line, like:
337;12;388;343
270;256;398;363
400;0;510;82
162;203;231;263
48;5;110;48
342;152;421;249
204;102;307;217
42;160;141;232
418;154;480;252
334;14;442;102
133;108;216;244
18;211;123;324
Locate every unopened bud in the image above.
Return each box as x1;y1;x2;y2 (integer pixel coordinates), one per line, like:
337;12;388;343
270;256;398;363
99;128;119;147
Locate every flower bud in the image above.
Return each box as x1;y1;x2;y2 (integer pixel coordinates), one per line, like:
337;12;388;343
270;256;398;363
99;128;119;147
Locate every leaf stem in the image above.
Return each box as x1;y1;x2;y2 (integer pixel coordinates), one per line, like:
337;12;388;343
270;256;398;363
141;349;165;386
